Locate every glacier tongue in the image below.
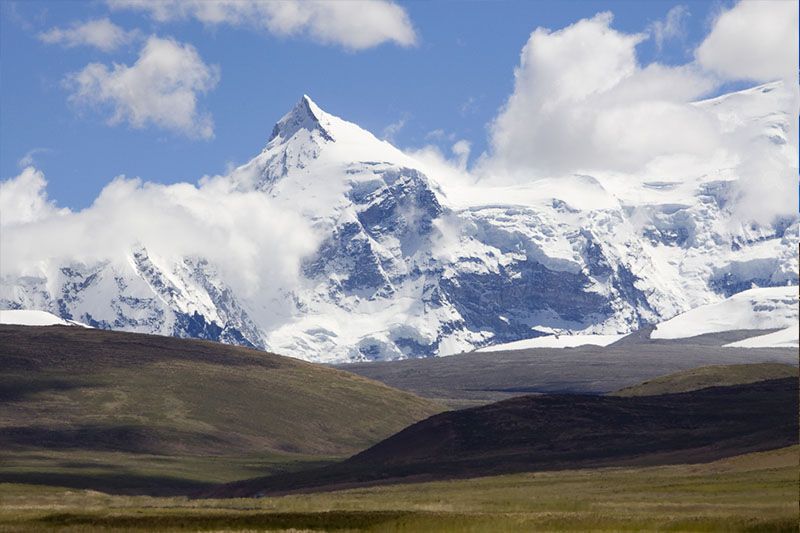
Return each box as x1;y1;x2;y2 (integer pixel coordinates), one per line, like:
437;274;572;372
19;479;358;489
2;84;798;362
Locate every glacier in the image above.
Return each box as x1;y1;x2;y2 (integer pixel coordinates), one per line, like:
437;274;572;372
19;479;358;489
2;83;797;362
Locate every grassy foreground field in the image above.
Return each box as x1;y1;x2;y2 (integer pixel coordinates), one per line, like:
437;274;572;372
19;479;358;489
1;446;797;532
0;449;337;496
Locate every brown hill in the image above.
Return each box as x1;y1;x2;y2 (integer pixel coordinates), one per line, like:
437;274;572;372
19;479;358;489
205;378;798;497
0;325;443;493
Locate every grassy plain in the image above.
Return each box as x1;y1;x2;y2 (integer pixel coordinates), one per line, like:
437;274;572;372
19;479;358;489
1;446;797;532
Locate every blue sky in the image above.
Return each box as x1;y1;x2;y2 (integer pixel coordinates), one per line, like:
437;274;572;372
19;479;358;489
0;0;749;209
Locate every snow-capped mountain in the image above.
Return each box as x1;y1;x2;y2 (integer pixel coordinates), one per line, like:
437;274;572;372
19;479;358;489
2;84;797;362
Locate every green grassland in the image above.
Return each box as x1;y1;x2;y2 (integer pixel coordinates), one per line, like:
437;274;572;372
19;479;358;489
612;363;798;397
0;449;337;495
1;446;797;532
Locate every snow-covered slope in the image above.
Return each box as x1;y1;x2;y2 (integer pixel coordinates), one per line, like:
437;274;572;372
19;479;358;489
476;334;625;352
652;286;798;340
0;309;88;327
219;95;693;359
2;83;797;362
724;326;799;349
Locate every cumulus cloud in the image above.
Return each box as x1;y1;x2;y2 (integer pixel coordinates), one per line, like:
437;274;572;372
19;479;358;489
39;18;139;51
65;36;219;139
471;2;797;227
696;0;799;83
108;0;417;50
484;12;719;180
0;167;69;226
0;168;319;321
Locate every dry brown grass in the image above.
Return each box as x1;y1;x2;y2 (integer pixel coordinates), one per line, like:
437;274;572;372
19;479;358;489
1;446;797;531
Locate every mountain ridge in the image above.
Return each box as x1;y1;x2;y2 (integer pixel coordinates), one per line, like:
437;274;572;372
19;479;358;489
2;82;797;361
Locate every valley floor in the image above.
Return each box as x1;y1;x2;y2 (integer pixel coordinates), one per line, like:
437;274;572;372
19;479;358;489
1;445;797;532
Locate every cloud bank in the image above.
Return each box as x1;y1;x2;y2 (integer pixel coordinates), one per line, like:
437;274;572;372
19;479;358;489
65;36;219;139
108;0;417;50
0;168;319;314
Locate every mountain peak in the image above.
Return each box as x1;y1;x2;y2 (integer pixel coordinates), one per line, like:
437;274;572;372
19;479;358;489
269;94;333;143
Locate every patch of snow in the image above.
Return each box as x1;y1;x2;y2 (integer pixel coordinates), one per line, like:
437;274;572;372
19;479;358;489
652;286;798;340
476;333;626;352
724;326;799;349
0;309;89;327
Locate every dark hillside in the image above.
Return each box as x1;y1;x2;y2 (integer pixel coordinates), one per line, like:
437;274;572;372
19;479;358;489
206;378;798;497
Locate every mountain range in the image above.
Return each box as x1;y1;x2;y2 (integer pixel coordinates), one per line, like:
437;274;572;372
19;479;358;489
2;82;797;362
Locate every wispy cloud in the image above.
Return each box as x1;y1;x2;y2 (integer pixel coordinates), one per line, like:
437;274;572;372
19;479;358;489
39;18;139;52
17;147;52;168
647;5;689;52
382;113;409;142
108;0;418;51
459;96;478;116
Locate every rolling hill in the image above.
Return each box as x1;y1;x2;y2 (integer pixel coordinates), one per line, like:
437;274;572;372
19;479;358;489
0;325;442;493
205;377;798;497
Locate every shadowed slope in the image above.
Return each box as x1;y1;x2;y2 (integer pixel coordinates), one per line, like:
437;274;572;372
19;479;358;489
205;378;798;497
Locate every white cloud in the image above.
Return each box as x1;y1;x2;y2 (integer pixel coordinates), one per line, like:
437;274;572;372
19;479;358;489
406;140;477;198
730;136;798;226
108;0;417;50
65;36;219;139
0;168;319;320
39;18;139;51
484;12;719;180
0;167;69;227
473;5;797;226
451;140;471;170
696;0;799;83
648;5;689;51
